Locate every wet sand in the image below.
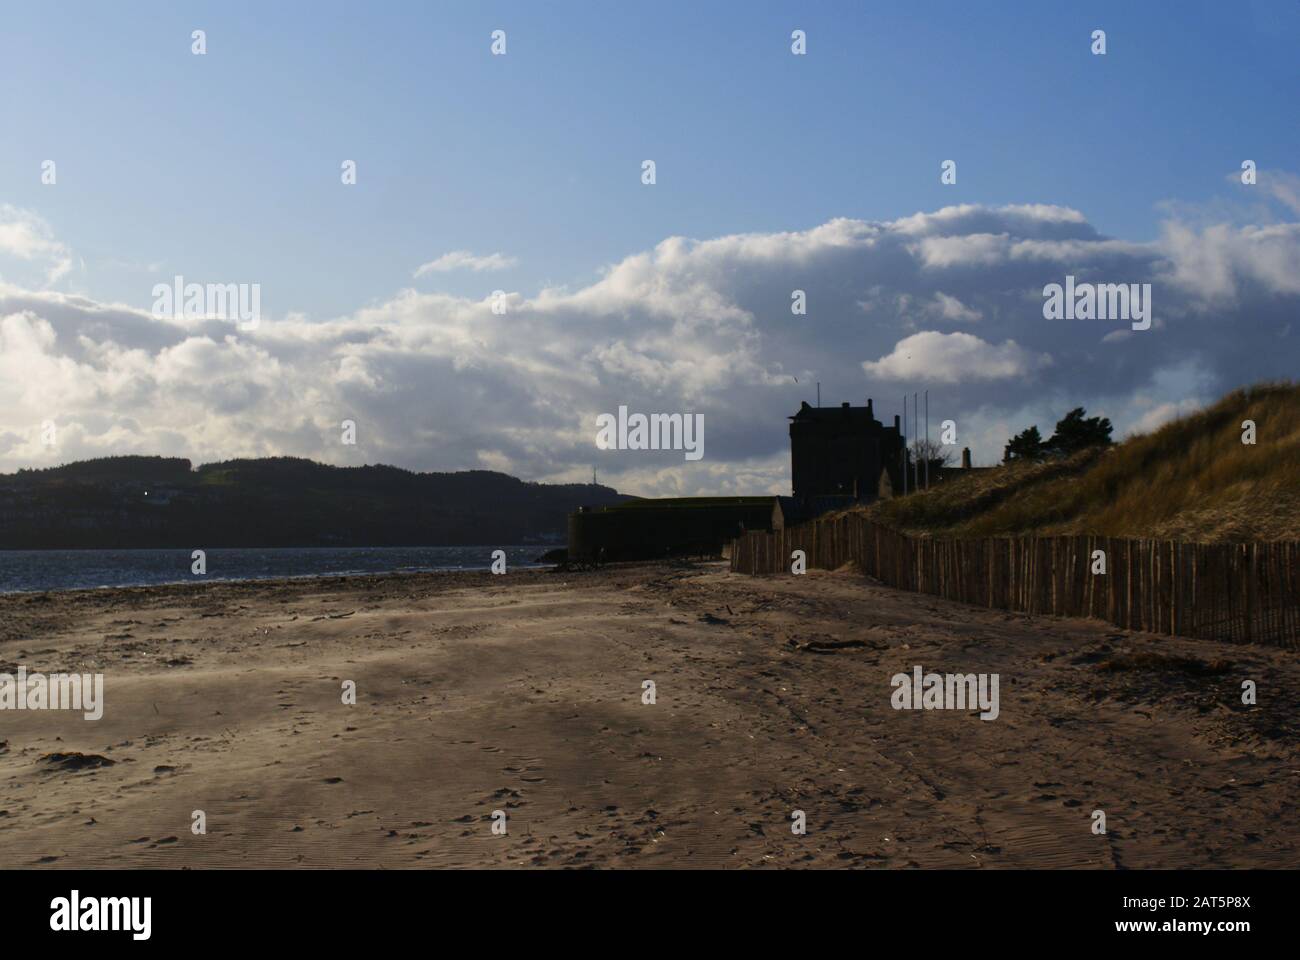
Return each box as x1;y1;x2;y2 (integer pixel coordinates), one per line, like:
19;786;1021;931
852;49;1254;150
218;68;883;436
1;561;1295;868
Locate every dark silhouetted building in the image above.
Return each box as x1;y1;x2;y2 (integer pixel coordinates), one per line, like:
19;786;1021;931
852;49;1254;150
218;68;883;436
789;399;905;501
567;398;909;562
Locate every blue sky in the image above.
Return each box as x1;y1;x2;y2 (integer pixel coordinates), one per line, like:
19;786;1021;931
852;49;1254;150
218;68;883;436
4;0;1296;315
1;1;1298;493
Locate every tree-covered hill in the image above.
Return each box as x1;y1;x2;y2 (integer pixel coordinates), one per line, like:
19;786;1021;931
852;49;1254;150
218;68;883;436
0;456;629;548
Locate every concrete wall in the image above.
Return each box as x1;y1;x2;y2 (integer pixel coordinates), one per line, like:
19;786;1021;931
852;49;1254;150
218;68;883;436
568;500;776;561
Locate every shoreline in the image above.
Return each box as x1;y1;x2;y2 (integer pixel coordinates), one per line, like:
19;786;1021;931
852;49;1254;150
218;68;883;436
0;545;555;598
0;564;553;599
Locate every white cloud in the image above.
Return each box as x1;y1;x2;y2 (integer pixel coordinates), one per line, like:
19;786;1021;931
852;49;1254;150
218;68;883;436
1160;221;1300;302
862;331;1052;383
0;206;73;285
1128;399;1204;436
1228;168;1300;218
413;250;518;275
928;292;982;323
913;233;1010;269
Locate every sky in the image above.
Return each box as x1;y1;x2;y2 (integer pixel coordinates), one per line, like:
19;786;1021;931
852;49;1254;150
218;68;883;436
1;0;1298;495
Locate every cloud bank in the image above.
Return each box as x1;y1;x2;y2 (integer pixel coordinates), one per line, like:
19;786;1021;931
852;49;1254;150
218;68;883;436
2;199;1297;496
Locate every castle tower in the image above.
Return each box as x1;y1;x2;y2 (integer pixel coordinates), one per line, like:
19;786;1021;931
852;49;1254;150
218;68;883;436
788;399;904;501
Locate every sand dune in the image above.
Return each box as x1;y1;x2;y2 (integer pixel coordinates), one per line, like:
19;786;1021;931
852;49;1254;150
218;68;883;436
1;562;1294;868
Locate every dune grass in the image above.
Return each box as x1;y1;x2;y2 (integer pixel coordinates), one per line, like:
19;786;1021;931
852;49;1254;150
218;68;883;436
862;381;1300;543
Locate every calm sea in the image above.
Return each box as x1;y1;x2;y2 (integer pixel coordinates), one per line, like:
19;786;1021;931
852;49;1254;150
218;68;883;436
0;545;549;594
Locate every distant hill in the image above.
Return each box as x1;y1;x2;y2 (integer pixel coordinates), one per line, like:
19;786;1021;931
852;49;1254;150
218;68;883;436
862;382;1300;543
0;456;630;549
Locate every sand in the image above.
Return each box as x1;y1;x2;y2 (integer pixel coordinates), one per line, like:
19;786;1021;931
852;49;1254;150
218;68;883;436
1;561;1295;869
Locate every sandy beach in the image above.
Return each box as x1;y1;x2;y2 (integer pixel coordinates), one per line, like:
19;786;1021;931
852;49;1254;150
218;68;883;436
1;562;1295;869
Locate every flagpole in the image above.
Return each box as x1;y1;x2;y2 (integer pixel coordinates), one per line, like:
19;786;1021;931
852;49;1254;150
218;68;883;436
924;390;930;490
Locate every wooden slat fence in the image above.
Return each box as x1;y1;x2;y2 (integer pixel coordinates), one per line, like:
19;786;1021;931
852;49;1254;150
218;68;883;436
729;515;1299;647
